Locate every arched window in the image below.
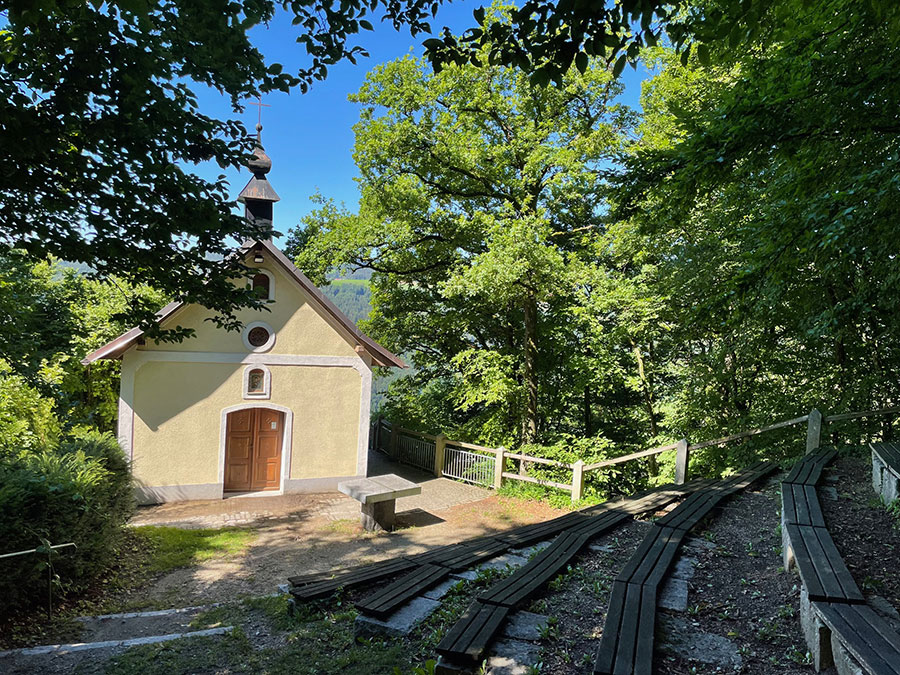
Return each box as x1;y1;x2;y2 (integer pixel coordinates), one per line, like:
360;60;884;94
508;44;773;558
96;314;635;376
249;269;275;301
243;365;271;399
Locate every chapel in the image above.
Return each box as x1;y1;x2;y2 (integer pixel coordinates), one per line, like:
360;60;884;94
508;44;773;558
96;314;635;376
83;126;405;503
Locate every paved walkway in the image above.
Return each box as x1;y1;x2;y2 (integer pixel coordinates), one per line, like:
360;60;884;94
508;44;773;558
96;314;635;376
131;452;491;530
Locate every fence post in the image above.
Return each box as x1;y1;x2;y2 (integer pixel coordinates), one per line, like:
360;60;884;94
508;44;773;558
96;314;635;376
434;434;447;478
674;438;690;485
390;423;399;459
571;460;585;503
806;408;823;454
375;415;383;453
493;446;505;489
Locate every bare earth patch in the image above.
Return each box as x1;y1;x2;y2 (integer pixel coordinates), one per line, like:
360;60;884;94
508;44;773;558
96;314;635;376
821;450;900;610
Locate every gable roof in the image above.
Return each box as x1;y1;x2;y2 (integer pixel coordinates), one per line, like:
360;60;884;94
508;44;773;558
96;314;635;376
81;239;406;368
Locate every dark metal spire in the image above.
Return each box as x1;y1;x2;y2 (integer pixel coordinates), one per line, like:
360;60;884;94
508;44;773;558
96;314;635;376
238;123;280;234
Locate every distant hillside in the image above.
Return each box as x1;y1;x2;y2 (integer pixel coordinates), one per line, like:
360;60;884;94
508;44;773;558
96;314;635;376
321;279;372;325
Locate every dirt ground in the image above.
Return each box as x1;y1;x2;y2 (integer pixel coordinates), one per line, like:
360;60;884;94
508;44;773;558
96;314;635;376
822;450;900;612
136;492;565;608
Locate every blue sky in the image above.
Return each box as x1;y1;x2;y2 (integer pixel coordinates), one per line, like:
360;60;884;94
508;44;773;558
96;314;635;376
193;1;651;245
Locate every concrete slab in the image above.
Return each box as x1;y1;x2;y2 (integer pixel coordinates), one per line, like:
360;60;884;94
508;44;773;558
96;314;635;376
477;553;529;573
670;555;697;581
820;486;838;501
658;577;689;612
510;541;551;558
501;612;549;641
450;570;478;582
353;596;441;639
485;639;543;675
658;615;742;669
587;542;614;554
423;577;464;601
338;475;421;505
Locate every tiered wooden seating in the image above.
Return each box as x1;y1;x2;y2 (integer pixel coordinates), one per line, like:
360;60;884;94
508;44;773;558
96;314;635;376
355;563;451;619
783;447;836;485
871;442;900;472
814;602;900;675
785;523;864;603
434;601;510;664
781;447;900;673
434;483;718;668
593;461;778;675
290;557;417;600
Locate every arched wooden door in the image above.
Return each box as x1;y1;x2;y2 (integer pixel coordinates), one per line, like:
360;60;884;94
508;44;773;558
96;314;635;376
224;408;284;492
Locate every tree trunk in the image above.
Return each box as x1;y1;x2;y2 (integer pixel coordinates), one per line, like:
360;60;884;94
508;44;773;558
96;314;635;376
522;292;539;444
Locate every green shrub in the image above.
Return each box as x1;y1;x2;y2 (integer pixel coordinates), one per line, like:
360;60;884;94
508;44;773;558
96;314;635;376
0;360;60;457
0;429;133;615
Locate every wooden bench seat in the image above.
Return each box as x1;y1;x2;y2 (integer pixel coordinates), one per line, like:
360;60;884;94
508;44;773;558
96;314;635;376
872;442;900;474
479;529;592;608
435;601;510;664
814;601;900;675
784;448;837;485
784;523;864;603
614;526;685;588
781;483;826;527
594;581;656;675
430;537;512;571
355;563;451;619
495;511;591;547
289;558;417;600
593;461;777;675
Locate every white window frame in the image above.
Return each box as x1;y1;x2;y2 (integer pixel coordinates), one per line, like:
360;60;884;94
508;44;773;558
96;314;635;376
242;321;276;353
242;364;272;400
249;269;275;301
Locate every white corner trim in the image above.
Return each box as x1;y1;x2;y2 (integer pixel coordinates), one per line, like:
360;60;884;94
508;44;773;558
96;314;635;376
241;321;276;353
117;355;137;462
356;357;373;477
242;363;272;400
218;403;294;495
249;268;275;301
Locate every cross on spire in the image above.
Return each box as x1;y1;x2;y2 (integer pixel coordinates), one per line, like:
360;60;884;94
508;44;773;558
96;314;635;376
248;96;271;135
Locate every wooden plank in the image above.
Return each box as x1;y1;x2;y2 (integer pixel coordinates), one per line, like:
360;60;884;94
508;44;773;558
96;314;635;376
825;407;900;423
614;583;643;675
437;538;511;571
584;444;679;472
503;452;573;468
781;483;798;524
501;471;573;491
634;584;657;675
815;602;900;675
687;414;809;451
616;527;666;585
873;442;900;475
792;484;812;526
593;581;628;675
496;512;587;546
785;524;826;600
566;511;631;540
355;564;450;618
804;485;827;528
290;558;417;599
800;525;848;601
812;527;864;603
436;601;510;663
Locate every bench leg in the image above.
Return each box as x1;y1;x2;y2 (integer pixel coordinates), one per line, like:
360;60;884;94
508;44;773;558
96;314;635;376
800;589;834;672
361;500;396;531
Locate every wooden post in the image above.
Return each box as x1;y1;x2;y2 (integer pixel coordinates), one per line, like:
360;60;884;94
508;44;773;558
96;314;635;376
493;446;505;489
434;434;447;478
390;423;399;459
571;460;585;503
806;408;823;454
674;438;690;485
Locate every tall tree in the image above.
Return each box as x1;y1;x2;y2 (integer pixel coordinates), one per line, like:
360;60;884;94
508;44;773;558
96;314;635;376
614;0;900;456
289;15;635;444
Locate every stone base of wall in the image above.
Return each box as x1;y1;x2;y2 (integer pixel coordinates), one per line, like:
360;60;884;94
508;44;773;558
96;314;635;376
872;450;899;504
134;475;362;504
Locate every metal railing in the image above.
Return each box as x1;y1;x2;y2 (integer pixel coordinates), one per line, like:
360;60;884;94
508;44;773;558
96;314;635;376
443;443;495;487
396;430;436;472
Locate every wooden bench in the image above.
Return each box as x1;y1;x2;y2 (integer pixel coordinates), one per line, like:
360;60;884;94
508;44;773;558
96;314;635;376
783;447;837;485
435;601;510;665
871;442;900;504
355;563;451;619
593;462;777;675
338;474;422;531
289;558;417;600
784;523;864;603
781;483;826;527
593;581;656;675
813;601;900;675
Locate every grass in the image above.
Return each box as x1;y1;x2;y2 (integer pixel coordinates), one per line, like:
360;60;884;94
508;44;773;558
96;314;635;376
132;525;255;573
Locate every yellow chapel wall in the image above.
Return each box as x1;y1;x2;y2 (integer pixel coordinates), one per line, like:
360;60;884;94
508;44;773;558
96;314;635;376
120;260;370;504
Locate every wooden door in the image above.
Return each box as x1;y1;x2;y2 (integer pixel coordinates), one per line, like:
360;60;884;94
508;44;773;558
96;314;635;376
224;408;284;492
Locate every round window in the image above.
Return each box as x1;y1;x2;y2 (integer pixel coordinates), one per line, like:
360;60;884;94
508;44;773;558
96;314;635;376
247;326;270;347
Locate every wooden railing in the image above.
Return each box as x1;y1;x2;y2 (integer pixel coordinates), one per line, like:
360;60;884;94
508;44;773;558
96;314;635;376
371;406;900;503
